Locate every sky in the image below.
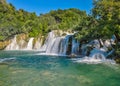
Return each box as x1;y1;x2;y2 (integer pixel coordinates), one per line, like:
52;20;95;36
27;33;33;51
7;0;93;15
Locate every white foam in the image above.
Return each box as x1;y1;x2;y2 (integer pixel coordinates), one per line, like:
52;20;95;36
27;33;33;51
0;57;16;63
36;53;67;57
71;56;116;64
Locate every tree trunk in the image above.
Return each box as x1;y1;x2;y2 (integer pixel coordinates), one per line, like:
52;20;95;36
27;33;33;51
114;33;120;43
98;39;103;48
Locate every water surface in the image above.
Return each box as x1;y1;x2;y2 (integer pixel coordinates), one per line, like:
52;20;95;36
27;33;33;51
0;51;120;86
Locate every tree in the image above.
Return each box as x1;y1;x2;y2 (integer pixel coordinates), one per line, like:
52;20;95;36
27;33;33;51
92;0;120;42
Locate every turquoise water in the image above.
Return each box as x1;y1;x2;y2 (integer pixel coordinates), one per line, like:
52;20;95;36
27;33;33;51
0;51;120;86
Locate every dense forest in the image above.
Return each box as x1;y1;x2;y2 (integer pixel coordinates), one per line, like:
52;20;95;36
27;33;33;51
0;0;87;40
0;0;120;62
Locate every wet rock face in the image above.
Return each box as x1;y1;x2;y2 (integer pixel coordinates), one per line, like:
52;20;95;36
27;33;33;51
115;58;120;64
0;40;11;50
4;30;80;55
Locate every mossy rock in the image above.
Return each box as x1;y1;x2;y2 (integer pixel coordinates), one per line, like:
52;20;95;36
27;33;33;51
62;33;67;36
68;54;77;58
16;34;29;43
0;40;11;50
115;58;120;64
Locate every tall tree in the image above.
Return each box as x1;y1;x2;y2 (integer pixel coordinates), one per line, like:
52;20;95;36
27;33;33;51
92;0;120;42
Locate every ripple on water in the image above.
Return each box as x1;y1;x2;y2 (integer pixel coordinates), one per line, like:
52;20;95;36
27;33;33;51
0;51;120;86
0;57;16;63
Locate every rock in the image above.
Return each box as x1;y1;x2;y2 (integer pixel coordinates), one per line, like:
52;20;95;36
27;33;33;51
69;54;77;58
115;58;120;64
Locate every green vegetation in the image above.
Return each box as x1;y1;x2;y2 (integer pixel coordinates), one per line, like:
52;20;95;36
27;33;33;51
92;0;120;60
0;0;86;41
75;0;120;61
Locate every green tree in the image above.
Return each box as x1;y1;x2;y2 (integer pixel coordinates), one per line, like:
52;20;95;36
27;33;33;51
92;0;120;41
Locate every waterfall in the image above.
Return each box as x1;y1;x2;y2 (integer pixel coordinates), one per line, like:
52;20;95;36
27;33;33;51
4;31;113;57
59;38;65;55
38;31;75;55
5;36;34;50
4;30;116;64
81;44;88;56
5;36;19;50
39;31;56;52
39;31;70;55
71;37;80;55
59;35;72;55
50;37;63;54
5;31;80;55
33;38;42;50
25;38;34;50
91;53;106;61
72;48;107;64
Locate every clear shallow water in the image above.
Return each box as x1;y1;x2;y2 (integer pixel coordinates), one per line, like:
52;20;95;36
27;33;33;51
0;51;120;86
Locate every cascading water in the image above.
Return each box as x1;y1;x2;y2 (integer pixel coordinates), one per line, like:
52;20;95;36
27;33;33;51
59;35;72;55
25;38;34;50
92;53;106;61
5;30;115;64
33;38;42;50
39;31;56;52
72;50;115;64
50;37;63;54
5;31;105;57
39;31;73;55
5;36;19;50
71;37;80;55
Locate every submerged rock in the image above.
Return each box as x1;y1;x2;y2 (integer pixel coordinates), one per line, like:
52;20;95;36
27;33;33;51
68;54;77;58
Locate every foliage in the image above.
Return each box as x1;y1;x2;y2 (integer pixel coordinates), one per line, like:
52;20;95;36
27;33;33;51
92;0;120;40
75;0;120;59
0;0;86;41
